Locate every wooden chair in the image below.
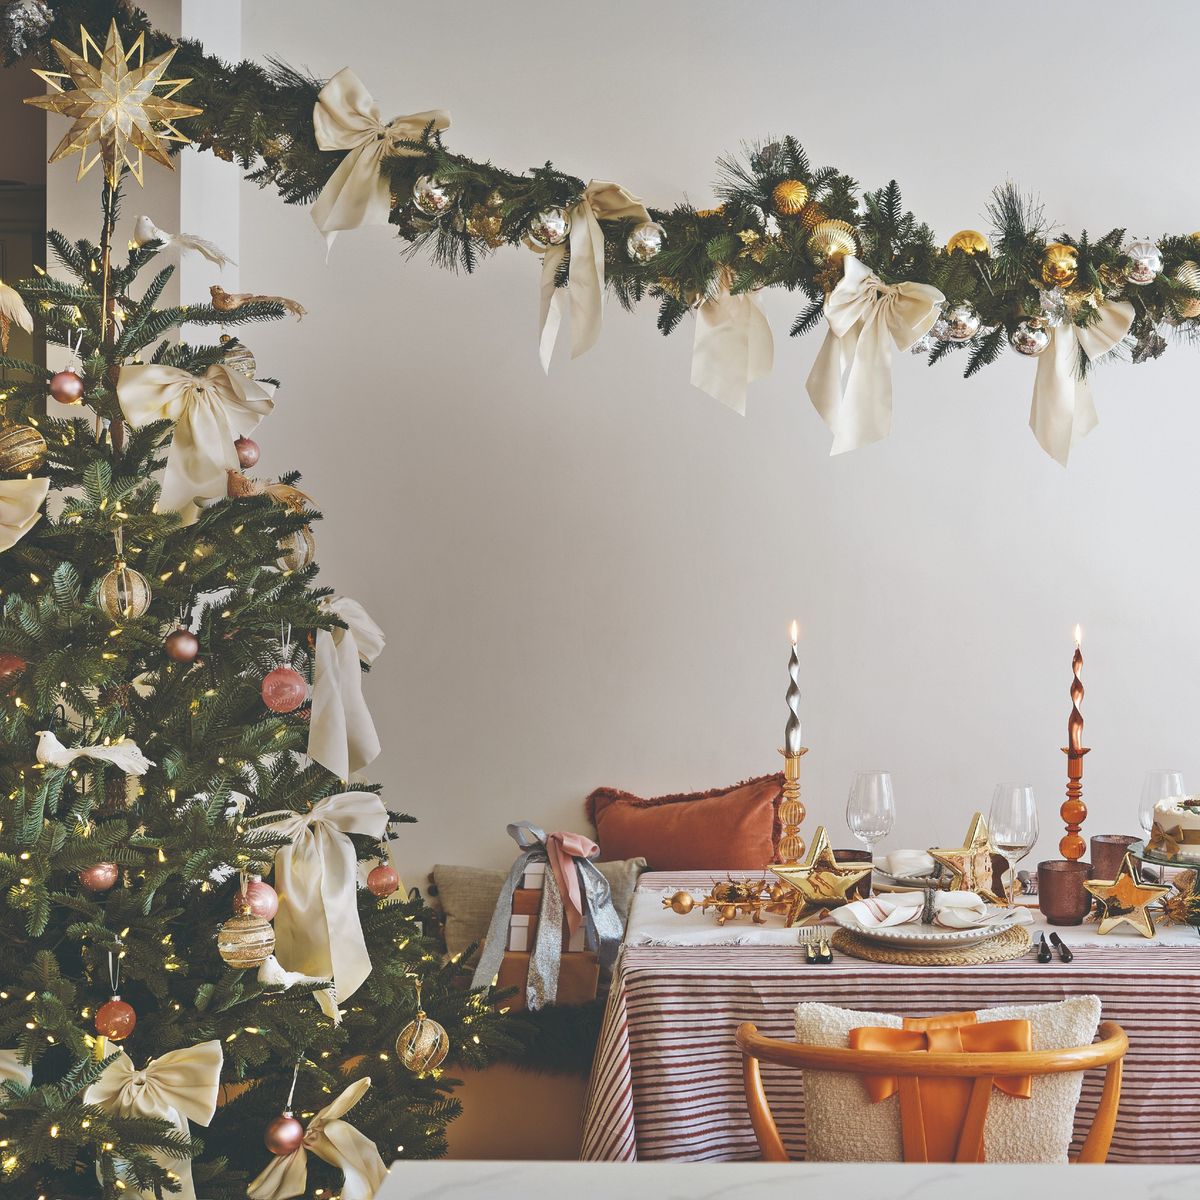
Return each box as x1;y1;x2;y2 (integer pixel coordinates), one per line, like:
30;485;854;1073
736;1019;1128;1164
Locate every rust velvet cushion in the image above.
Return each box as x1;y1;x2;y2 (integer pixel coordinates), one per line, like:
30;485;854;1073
584;773;784;871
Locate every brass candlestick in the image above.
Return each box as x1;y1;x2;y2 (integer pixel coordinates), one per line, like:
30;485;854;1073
776;746;809;864
1060;632;1089;861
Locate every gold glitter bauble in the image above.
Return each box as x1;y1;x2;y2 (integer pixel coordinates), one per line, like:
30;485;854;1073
0;420;48;474
278;526;316;572
661;890;695;915
219;334;256;378
217;908;276;969
946;229;990;255
397;1009;449;1073
1175;260;1200;318
807;219;857;263
97;561;152;620
466;206;504;247
1042;243;1078;288
772;179;809;216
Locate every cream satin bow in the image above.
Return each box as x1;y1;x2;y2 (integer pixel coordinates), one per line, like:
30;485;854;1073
307;598;386;780
0;1047;32;1088
690;278;773;413
117;364;276;515
806;255;945;454
247;1077;388;1200
539;180;651;372
0;476;49;552
1029;299;1134;465
83;1040;223;1200
312;67;450;247
262;791;390;1020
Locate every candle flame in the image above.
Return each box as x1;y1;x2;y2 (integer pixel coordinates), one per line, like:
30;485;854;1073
789;620;798;645
1074;624;1082;647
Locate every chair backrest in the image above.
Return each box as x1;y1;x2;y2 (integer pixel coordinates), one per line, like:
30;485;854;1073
735;1019;1128;1164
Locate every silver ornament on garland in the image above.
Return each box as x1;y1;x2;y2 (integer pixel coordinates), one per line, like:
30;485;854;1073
626;221;666;263
1039;287;1067;328
526;207;570;250
1124;239;1163;286
910;330;937;356
412;175;455;217
1131;324;1168;363
933;303;981;343
1009;319;1051;356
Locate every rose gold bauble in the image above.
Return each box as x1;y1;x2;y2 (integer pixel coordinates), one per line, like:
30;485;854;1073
49;368;85;404
367;864;399;897
234;436;260;468
261;666;307;713
0;652;27;689
79;862;119;892
237;877;279;920
95;997;136;1040
164;628;199;662
264;1112;305;1155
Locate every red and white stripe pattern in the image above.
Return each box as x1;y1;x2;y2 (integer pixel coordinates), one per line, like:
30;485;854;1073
581;872;1200;1163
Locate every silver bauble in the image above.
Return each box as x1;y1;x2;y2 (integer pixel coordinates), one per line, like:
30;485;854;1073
1038;288;1067;328
626;221;666;263
1009;319;1051;356
411;175;455;217
1124;239;1163;286
527;207;570;249
939;303;982;342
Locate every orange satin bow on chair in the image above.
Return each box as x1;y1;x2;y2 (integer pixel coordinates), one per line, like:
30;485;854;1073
850;1011;1033;1162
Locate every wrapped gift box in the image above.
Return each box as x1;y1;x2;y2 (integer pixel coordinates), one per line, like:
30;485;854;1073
496;950;599;1012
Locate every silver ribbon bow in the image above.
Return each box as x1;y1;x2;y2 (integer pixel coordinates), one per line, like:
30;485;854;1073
471;821;623;1010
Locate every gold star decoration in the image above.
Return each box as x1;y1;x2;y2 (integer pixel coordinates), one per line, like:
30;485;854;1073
1084;852;1171;938
770;825;870;927
24;21;202;186
929;812;1004;904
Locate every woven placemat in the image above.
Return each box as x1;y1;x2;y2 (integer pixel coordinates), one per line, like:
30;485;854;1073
830;923;1032;966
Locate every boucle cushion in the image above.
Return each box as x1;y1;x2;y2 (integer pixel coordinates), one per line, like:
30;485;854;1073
585;774;783;870
430;858;647;963
793;995;1102;1163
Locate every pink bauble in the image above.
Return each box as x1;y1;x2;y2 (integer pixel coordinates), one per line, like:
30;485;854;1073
264;1112;305;1155
49;368;85;404
237;877;279;920
261;666;307;713
164;628;200;663
367;864;399;898
95;997;136;1040
79;862;119;892
234;436;260;468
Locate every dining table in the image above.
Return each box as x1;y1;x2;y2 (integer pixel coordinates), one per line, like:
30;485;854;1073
579;870;1200;1163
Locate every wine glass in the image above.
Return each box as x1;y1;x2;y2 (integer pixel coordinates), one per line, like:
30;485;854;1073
1139;770;1186;837
846;771;895;864
989;784;1038;906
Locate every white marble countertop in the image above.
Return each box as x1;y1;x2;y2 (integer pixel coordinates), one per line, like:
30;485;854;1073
381;1161;1199;1199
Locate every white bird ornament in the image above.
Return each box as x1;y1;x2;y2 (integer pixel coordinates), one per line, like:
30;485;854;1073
131;215;236;269
35;731;155;776
256;955;330;992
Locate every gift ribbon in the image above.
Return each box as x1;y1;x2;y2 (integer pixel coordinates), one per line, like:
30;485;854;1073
261;791;390;1020
83;1040;223;1200
1148;820;1200;859
312;67;450;248
247;1077;388;1200
307;597;386;780
538;180;651;371
0;1048;32;1088
690;275;774;413
1029;299;1134;465
471;821;623;1010
117;364;276;514
806;256;944;454
0;476;49;552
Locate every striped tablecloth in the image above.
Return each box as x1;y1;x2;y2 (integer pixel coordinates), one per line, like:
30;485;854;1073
580;872;1200;1163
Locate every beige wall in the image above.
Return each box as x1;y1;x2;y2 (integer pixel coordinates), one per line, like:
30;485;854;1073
56;0;1200;882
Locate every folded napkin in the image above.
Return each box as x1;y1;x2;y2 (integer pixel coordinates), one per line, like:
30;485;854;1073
840;891;1033;930
876;849;937;879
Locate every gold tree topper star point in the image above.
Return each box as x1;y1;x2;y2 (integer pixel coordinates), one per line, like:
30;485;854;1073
770;825;870;927
929;811;1004;904
24;20;203;186
1084;853;1170;938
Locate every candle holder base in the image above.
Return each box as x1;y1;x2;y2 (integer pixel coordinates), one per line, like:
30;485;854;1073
774;746;808;865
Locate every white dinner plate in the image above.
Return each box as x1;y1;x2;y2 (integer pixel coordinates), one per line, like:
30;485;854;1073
830;909;1009;948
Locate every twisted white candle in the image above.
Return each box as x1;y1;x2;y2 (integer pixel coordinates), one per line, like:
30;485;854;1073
785;622;802;754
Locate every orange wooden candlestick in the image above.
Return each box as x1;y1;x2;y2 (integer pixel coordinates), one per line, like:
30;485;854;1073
1060;640;1089;860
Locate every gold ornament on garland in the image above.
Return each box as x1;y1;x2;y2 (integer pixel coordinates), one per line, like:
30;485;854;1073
1082;852;1171;938
1042;242;1078;288
772;179;809;216
0;418;48;474
24;20;202;185
770;825;871;926
928;811;1004;904
466;194;505;247
807;219;857;263
1174;261;1200;319
396;980;449;1074
799;200;828;230
946;229;990;255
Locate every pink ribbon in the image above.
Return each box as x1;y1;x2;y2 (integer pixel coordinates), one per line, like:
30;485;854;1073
544;831;598;935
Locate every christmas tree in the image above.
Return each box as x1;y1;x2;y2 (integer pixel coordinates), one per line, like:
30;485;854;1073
0;22;509;1200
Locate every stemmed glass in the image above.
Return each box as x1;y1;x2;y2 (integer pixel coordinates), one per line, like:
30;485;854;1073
1139;770;1186;838
846;772;895;864
989;784;1039;906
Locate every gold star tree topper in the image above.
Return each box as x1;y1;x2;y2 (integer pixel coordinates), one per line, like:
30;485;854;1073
25;21;202;186
929;811;1004;904
770;825;870;927
1084;852;1171;938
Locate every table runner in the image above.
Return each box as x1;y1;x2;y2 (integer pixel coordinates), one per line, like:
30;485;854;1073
580;872;1200;1163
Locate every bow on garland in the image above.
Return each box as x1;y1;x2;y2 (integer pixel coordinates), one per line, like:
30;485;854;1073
691;273;774;413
